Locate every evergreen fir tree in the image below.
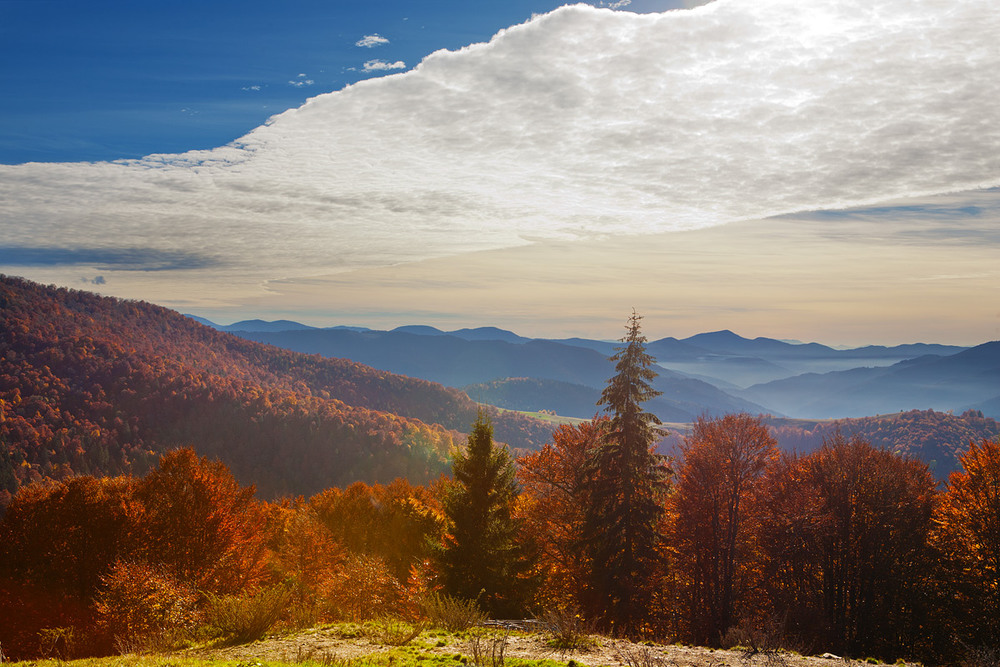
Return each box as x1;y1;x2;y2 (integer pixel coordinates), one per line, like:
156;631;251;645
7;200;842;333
581;310;669;634
437;409;535;616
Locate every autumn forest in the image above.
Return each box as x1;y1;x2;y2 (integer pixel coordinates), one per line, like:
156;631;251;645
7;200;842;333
1;276;999;665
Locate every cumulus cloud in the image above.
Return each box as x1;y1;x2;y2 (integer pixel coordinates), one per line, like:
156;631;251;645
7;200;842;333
1;0;999;297
362;59;406;72
356;34;390;48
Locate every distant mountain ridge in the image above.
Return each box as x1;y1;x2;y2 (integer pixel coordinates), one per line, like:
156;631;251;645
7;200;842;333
740;342;1000;419
229;327;769;422
197;317;989;420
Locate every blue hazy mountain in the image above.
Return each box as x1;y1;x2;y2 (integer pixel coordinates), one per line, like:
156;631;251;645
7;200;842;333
740;342;1000;418
187;316;988;419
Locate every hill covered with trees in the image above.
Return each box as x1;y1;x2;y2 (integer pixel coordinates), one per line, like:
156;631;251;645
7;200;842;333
764;409;1000;479
0;275;550;504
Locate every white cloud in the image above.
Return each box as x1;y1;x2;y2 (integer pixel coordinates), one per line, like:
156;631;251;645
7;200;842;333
362;59;406;72
242;85;262;91
1;0;999;301
288;74;314;87
356;34;390;48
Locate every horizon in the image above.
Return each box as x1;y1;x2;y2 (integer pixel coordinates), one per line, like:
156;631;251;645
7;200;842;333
184;310;988;350
2;0;998;348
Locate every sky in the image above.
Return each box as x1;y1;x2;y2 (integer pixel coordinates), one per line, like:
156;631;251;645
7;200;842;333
1;0;999;347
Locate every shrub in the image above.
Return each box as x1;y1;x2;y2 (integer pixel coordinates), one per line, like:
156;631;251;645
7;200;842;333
466;627;511;667
37;626;75;660
540;605;597;651
93;560;200;654
362;616;426;646
205;584;293;644
961;643;1000;667
721;616;788;667
421;592;486;632
611;641;673;667
320;554;405;621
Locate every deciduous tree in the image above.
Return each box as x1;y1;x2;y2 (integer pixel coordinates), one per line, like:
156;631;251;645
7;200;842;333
933;437;1000;649
136;448;268;594
517;417;607;608
759;434;937;659
670;413;778;645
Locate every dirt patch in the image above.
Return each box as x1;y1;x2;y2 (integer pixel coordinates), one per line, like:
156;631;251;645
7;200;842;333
187;626;874;667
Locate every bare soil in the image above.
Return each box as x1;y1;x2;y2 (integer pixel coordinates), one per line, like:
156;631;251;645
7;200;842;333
190;625;875;667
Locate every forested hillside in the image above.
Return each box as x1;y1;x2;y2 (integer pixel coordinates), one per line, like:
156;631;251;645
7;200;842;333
764;409;1000;479
654;409;1000;481
0;275;550;503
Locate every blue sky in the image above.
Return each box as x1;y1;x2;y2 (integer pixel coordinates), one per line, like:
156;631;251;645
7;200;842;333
0;0;681;164
1;0;998;345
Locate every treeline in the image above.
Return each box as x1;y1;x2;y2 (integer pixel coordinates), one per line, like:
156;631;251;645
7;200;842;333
0;275;550;503
763;409;1000;479
3;417;998;664
0;448;446;659
518;414;1000;661
439;314;1000;665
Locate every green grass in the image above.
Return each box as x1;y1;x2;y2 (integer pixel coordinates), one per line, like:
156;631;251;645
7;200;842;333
513;410;588;426
2;625;587;667
5;654;573;667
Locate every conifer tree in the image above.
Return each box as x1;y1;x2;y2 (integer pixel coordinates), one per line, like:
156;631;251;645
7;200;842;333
437;409;535;616
580;310;669;634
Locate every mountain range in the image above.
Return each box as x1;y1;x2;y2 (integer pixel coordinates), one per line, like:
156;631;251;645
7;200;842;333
0;276;995;505
210;319;997;422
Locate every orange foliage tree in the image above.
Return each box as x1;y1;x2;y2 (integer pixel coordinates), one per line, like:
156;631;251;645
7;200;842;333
0;475;141;598
932;438;1000;649
758;435;937;660
669;413;778;645
516;417;607;609
308;478;444;583
265;498;345;610
135;448;268;594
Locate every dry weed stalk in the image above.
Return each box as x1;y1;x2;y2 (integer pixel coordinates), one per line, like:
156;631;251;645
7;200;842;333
467;627;511;667
611;640;676;667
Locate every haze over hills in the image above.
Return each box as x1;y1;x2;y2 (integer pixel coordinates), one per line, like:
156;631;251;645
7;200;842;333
227;326;770;422
740;342;1000;419
212;317;992;421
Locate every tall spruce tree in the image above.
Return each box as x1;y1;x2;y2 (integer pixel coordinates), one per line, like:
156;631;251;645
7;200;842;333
581;310;669;634
437;409;535;616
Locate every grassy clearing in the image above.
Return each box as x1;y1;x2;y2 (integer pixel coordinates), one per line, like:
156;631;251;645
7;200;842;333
1;624;589;667
511;410;588;426
4;652;576;667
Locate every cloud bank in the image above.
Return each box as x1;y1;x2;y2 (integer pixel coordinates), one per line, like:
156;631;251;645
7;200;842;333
2;0;999;293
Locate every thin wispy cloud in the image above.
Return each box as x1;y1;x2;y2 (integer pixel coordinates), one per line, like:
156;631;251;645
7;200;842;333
356;34;390;48
1;0;998;299
288;74;314;87
362;59;406;72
